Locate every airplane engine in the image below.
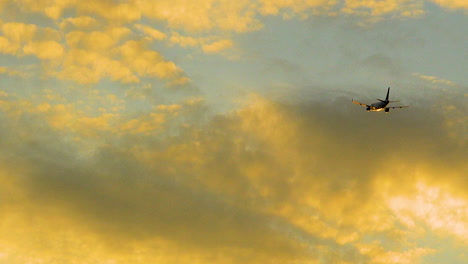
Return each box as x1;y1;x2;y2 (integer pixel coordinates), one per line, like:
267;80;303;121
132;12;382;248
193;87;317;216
366;107;371;111
385;108;390;113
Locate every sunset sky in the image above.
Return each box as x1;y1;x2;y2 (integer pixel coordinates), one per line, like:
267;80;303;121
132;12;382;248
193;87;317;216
0;1;467;263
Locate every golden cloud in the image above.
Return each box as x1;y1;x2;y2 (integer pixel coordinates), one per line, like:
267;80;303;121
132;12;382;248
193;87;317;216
0;36;18;54
23;41;64;60
156;104;183;112
117;39;182;79
1;22;37;44
134;24;167;40
202;39;233;54
413;73;456;86
431;0;468;10
58;48;139;84
0;93;466;263
59;16;99;30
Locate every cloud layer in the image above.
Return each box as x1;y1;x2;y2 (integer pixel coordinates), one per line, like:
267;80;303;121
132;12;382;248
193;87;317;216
0;91;466;263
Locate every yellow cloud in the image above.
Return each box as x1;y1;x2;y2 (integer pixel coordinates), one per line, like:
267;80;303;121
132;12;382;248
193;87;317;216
75;1;141;23
156;104;182;112
118;39;182;79
413;73;456;86
431;0;468;9
356;242;436;264
134;24;167;40
0;36;18;54
58;49;139;84
0;93;467;263
259;0;334;16
341;0;425;19
120;113;166;134
66;30;114;51
59;16;99;30
1;22;37;44
23;41;64;60
169;31;202;47
0;22;65;58
202;39;233;54
388;182;468;241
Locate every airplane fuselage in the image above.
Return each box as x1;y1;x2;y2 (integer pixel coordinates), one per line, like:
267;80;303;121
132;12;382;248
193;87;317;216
368;101;389;111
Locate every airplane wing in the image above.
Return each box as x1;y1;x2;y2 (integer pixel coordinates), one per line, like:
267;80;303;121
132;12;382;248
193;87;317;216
352;99;369;107
386;106;410;110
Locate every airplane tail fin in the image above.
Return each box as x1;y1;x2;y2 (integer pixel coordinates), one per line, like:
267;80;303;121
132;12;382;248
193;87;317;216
385;87;390;101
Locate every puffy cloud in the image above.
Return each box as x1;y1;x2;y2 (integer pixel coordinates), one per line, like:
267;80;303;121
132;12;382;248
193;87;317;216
52;27;186;84
57;48;139;84
0;36;19;54
66;31;116;51
388;182;468;241
23;41;64;59
138;0;262;32
1;22;37;44
0;22;64;58
117;39;182;80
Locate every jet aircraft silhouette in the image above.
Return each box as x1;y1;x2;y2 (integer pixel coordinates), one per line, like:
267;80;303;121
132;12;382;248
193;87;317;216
352;87;409;113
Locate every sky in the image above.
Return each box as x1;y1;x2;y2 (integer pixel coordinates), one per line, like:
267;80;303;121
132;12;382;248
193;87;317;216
0;1;467;263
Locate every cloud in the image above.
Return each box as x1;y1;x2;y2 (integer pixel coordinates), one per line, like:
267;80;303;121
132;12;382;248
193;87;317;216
134;24;167;40
340;0;425;17
0;22;37;55
413;73;456;86
66;31;118;52
0;66;24;77
1;90;466;263
0;1;466;263
169;32;234;54
430;0;468;10
258;0;336;16
0;36;18;54
202;39;233;54
1;22;37;44
356;243;437;264
23;41;64;59
53;28;185;84
117;39;183;79
138;0;262;32
169;31;202;47
156;104;183;112
59;16;99;30
57;48;139;84
388;182;468;242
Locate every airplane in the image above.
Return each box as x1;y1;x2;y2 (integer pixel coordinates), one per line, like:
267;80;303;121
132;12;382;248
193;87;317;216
352;87;409;113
